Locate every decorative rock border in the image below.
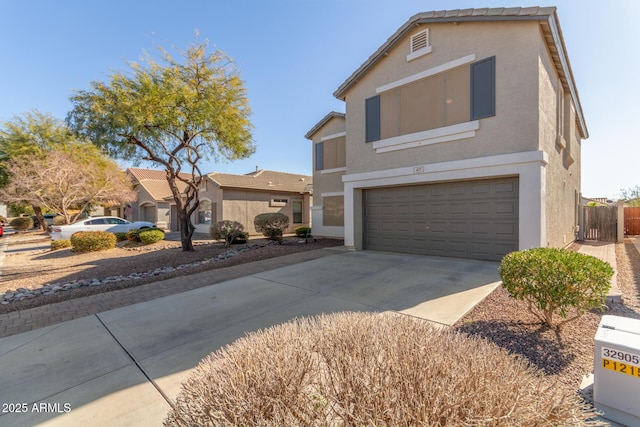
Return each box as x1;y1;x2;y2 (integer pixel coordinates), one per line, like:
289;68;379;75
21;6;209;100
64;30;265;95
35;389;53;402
1;242;273;305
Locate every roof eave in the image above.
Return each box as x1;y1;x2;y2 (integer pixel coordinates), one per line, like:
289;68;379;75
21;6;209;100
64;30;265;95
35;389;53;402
305;111;346;139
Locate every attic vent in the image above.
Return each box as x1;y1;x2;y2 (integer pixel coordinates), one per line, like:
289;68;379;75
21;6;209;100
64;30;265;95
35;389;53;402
411;29;428;52
407;29;432;61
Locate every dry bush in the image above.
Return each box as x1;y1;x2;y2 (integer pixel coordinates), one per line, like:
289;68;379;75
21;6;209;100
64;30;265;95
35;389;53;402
165;312;599;426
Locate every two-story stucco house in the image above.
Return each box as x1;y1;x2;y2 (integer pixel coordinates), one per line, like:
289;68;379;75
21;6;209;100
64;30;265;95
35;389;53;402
306;7;586;261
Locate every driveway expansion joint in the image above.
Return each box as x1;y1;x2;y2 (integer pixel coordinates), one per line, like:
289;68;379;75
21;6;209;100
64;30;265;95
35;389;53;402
95;313;175;409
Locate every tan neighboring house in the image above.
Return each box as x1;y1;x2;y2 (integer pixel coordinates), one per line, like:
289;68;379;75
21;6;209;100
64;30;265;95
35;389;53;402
128;167;312;235
127;168;190;230
306;7;586;261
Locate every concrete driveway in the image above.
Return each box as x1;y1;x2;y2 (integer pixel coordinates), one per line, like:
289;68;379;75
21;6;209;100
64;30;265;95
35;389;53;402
0;250;500;426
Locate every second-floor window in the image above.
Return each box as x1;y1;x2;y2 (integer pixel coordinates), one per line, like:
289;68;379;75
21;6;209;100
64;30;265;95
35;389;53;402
315;136;346;171
366;56;495;143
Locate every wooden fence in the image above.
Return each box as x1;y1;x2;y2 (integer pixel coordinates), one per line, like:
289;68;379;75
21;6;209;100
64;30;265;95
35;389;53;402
625;206;640;236
583;205;618;241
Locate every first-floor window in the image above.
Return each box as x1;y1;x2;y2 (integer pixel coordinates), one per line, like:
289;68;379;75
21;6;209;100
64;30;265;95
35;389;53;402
293;201;303;224
323;196;344;227
198;200;212;224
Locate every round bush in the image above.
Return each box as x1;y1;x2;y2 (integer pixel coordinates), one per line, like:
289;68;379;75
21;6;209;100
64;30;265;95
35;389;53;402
254;212;289;244
52;215;66;226
139;229;165;245
294;226;311;237
165;312;596;426
126;228;141;242
113;232;129;242
499;247;614;328
70;231;117;253
50;239;72;251
9;217;33;231
209;220;245;248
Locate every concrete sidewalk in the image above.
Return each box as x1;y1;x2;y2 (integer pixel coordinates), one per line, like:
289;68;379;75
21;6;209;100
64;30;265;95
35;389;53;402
0;250;501;426
577;240;621;303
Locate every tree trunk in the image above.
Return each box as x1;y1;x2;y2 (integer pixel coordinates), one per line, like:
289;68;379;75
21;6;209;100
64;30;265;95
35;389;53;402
32;205;49;232
179;209;195;252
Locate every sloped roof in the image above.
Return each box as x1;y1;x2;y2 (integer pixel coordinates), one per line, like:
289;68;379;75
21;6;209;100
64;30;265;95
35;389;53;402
333;6;587;139
127;168;190;201
305;111;346;140
208;169;312;193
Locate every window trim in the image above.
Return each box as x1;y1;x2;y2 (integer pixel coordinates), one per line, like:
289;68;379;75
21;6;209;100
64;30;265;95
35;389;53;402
270;198;289;207
320;131;346;142
321;167;347;175
372;120;479;154
377;54;476;94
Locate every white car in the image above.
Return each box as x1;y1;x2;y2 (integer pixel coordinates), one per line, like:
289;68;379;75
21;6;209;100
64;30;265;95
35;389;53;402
50;216;158;240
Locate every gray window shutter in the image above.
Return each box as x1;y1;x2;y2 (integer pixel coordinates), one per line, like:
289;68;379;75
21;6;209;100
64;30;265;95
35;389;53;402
315;142;323;171
471;56;496;120
365;95;381;142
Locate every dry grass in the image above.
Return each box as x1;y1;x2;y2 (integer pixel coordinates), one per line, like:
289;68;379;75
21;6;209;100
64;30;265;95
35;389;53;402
165;312;600;427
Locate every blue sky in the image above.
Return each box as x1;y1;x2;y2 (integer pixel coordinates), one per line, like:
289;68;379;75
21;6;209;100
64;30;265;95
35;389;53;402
0;0;637;199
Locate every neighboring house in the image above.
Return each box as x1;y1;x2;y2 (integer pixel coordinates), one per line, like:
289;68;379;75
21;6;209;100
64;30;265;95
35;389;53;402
128;167;312;234
201;169;312;235
128;168;190;230
306;7;587;261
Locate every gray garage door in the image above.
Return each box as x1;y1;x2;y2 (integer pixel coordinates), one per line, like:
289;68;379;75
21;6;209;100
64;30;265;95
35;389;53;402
363;177;518;261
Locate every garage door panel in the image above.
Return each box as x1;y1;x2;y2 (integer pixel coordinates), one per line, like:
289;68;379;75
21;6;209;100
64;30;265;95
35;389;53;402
495;222;517;236
364;177;518;261
495;201;516;215
471;202;491;215
495;181;517;194
471;222;491;235
449;202;469;215
449;222;469;234
471;182;491;195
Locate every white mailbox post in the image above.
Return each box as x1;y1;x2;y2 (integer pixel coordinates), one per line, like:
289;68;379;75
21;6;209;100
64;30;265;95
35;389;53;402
594;315;640;426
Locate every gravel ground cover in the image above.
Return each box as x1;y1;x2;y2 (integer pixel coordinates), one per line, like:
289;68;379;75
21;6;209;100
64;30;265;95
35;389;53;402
0;231;342;313
455;239;640;395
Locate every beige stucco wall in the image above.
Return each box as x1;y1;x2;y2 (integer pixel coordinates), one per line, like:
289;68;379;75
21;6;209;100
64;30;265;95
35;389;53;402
222;189;310;235
343;20;543;175
309;116;346;238
132;186;155;222
536;29;581;247
311;117;346;201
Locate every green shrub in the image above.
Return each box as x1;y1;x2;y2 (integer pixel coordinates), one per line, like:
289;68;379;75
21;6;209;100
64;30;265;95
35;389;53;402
139;229;165;245
232;231;249;244
254;213;289;244
52;215;66;225
210;220;245;248
70;231;117;253
113;232;129;242
499;247;614;328
51;239;72;251
126;228;141;242
294;226;312;237
165;312;597;426
9;216;33;231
